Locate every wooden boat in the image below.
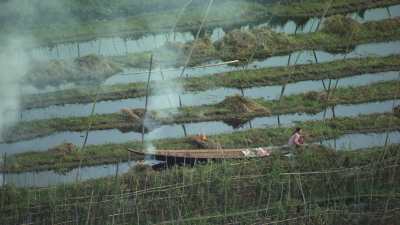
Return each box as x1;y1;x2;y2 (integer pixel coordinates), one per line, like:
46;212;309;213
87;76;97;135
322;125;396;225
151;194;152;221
128;146;290;164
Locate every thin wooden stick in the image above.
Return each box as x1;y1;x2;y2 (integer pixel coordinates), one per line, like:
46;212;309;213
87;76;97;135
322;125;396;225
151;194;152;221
2;153;6;186
85;191;94;225
142;54;153;144
179;0;214;78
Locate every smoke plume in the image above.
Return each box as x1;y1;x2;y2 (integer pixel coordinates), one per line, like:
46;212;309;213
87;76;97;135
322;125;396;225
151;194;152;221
0;38;30;141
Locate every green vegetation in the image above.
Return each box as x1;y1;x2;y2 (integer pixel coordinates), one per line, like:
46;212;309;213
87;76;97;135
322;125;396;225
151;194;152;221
20;15;400;90
3;112;400;173
110;51;153;68
3;112;144;143
217;17;400;61
321;15;361;37
184;54;400;90
175;80;400;123
26;55;122;88
9;80;400;143
3;1;400;224
1;143;400;224
1;0;399;47
22;54;400;109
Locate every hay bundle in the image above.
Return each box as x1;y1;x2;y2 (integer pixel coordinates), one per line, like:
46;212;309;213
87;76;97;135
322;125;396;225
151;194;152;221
183;37;215;56
49;143;76;156
190;135;219;149
394;105;400;117
219;95;270;114
28;60;75;88
303;91;328;102
321;15;361;37
252;28;290;52
163;37;216;66
216;30;257;60
120;108;145;122
74;54;120;75
27;54;122;88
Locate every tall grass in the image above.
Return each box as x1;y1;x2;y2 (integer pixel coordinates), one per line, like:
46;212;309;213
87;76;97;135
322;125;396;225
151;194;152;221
1;144;400;224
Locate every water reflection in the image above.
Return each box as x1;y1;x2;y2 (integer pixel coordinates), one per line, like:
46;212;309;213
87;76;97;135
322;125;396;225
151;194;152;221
321;131;400;150
0;160;159;188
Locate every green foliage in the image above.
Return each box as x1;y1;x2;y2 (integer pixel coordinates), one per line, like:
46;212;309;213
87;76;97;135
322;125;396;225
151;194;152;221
1;144;400;224
321;15;361;37
6;79;400;145
21;53;400;111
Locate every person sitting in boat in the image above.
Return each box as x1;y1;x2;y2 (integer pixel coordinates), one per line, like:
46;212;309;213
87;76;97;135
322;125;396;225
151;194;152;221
288;127;304;147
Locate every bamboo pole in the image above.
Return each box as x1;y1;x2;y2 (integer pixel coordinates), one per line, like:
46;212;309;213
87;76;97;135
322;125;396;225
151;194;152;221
85;191;94;225
2;153;6;186
179;0;214;78
120;60;239;76
76;85;101;182
383;72;400;151
170;0;194;41
77;43;80;58
315;0;333;31
142;54;153;144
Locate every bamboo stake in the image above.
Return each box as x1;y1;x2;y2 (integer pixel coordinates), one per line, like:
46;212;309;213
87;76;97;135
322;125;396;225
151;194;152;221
170;0;194;41
315;0;333;31
76;84;101;182
2;153;6;186
142;54;153;144
97;40;102;55
85;191;94;225
76;43;80;58
179;0;214;78
386;7;392;18
383;72;400;153
120;60;239;76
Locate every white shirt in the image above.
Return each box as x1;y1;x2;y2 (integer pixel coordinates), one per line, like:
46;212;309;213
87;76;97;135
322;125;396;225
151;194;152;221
288;133;301;146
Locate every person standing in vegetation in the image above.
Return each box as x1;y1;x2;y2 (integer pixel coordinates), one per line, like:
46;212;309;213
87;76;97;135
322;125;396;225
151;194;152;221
288;127;304;147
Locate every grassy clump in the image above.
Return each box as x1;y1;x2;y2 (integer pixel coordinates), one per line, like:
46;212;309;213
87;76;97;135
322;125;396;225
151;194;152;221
2;112;143;143
161;36;217;66
253;27;291;51
183;37;217;66
218;95;270;114
48;142;77;156
217;27;292;61
216;29;257;61
26;54;122;88
217;17;400;60
321;15;361;37
120;108;145;122
111;51;153;68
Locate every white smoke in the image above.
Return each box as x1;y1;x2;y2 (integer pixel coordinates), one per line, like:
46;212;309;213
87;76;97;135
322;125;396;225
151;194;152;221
0;39;30;141
143;68;185;153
